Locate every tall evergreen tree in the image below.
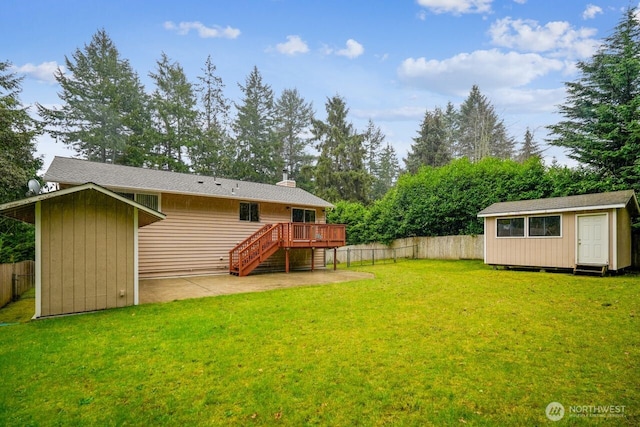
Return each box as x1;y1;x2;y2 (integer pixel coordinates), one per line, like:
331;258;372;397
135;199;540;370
372;142;400;200
191;55;233;177
0;61;42;262
405;107;451;173
232;66;281;183
517;128;543;162
443;101;460;158
363;120;398;201
457;85;514;162
363;119;384;175
38;29;149;164
548;7;640;190
148;53;198;172
312;95;370;203
274;88;314;182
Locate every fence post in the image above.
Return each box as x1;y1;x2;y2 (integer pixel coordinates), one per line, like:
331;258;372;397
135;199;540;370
394;248;397;263
11;273;18;302
347;248;351;268
372;249;375;266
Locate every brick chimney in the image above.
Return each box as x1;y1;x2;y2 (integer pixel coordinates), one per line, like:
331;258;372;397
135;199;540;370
276;168;296;188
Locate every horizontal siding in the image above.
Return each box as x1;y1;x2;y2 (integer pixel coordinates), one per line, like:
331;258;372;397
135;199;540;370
485;212;575;268
139;193;327;277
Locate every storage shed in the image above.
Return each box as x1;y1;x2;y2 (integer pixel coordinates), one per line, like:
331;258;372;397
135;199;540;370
477;190;639;274
0;183;165;318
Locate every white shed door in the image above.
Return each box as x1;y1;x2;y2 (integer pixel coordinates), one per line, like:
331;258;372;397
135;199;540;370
577;214;608;264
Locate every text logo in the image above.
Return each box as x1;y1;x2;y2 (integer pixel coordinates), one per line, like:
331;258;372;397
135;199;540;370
546;402;565;421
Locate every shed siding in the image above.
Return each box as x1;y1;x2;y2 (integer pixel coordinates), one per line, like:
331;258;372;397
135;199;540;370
616;207;632;269
40;191;135;316
485;212;576;268
138;193;326;278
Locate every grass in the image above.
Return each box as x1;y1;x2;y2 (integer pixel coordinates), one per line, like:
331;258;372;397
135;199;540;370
0;260;638;426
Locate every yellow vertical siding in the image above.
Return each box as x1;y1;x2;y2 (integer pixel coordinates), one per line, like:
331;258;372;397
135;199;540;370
616;207;632;269
138;193;327;277
40;190;135;316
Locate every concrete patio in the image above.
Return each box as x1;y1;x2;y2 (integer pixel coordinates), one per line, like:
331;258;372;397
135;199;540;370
139;269;374;304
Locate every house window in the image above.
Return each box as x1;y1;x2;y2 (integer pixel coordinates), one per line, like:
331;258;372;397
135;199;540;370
292;208;316;223
116;192;160;211
240;202;259;222
529;215;561;237
497;218;525;237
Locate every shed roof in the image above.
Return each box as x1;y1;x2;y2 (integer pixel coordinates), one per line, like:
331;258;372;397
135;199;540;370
0;183;166;227
44;157;334;208
477;190;639;217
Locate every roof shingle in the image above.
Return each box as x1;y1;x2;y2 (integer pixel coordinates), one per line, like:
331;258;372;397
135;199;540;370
478;190;639;217
44;157;334;208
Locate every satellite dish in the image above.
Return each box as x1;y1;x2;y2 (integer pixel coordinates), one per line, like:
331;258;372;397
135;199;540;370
27;179;41;196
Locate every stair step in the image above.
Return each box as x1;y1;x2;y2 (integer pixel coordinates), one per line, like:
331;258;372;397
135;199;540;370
573;264;608;277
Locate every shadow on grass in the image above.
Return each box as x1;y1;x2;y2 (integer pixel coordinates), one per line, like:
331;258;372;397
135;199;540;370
0;288;34;325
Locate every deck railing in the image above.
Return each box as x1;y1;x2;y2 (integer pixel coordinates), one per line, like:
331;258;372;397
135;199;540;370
229;223;346;276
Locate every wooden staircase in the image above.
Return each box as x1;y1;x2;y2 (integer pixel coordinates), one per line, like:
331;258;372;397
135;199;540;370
229;223;346;276
573;264;608;277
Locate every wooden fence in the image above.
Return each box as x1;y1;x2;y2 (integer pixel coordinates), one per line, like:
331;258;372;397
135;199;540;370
327;235;484;265
0;260;35;309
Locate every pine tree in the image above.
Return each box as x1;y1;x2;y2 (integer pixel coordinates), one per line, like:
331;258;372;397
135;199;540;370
372;143;400;200
274;88;314;183
518;128;543;162
0;61;42;262
191;55;233;177
405;107;451;173
232;66;281;183
548;7;640;189
457;85;514;162
312;95;370;203
148;53;198;172
38;29;149;164
363;120;398;201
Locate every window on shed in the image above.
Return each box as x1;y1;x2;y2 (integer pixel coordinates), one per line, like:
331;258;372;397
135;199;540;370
496;218;525;237
528;215;561;237
240;202;259;222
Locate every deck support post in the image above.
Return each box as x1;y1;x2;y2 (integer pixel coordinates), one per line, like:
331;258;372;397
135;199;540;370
333;248;337;270
311;248;315;271
285;248;290;273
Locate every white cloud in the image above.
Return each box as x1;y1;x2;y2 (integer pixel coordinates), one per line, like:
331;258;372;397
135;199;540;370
163;21;240;39
582;4;603;20
336;39;364;59
13;61;62;84
275;35;309;55
489;17;600;58
397;49;563;94
491;87;566;114
416;0;493;15
513;0;526;4
353;105;426;121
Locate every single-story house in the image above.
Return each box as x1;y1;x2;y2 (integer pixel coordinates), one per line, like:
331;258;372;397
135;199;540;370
44;157;345;278
0;183;165;317
477;190;639;274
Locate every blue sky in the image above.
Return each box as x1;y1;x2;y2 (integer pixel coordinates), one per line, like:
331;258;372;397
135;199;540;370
1;0;636;172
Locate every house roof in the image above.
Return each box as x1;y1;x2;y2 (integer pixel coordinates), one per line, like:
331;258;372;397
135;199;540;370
477;190;639;217
0;182;166;227
44;157;334;208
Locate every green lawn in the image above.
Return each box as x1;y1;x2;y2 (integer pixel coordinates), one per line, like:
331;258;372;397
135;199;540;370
0;260;638;426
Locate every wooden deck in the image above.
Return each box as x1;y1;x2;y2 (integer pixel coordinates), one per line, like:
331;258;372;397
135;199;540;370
229;223;346;276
